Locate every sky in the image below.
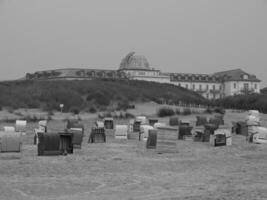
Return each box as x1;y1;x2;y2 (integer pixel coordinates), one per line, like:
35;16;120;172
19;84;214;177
0;0;267;86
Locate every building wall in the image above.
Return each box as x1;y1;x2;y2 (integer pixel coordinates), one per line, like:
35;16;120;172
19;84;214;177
171;81;222;99
224;81;260;96
123;70;160;77
131;76;171;83
130;70;261;99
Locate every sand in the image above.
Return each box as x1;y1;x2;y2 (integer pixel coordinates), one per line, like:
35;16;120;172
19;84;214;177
0;108;267;200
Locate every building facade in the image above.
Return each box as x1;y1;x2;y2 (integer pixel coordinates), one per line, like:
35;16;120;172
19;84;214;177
25;52;261;99
169;73;222;99
117;52;261;99
213;70;261;96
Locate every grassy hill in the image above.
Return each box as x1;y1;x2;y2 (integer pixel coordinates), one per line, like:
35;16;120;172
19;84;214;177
0;79;208;112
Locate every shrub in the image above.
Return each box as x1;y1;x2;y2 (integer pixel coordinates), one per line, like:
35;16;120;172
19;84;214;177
88;106;97;113
70;106;80;115
14;111;24;116
183;108;192;115
175;108;181;115
128;104;135;109
87;91;110;106
205;107;213;114
117;101;131;111
21;114;46;122
214;107;225;114
98;112;104;119
77;115;82;121
7;107;14;113
98;111;112;119
169;116;180;126
48;110;54;116
47;114;52;121
157;107;175;117
1;117;16;123
125;112;135;119
213;94;267;113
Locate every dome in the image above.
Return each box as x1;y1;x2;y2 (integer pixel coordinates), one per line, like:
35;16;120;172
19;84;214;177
119;52;151;70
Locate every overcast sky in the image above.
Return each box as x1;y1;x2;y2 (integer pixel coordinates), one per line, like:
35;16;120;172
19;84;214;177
0;0;267;86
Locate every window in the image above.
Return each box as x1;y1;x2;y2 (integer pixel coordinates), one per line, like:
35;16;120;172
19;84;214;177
244;83;249;90
206;94;209;99
243;74;248;79
185;84;188;89
206;85;209;90
233;83;236;89
199;85;202;90
138;72;145;76
255;84;257;89
213;85;215;90
192;84;195;90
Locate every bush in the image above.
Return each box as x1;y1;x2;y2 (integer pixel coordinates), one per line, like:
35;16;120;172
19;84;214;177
182;108;192;115
87;91;110;106
214;94;267;113
88;106;97;113
47;114;52;121
214;107;225;114
117;101;131;111
205;107;213;114
98;112;105;119
128;104;135;109
98;111;112;119
125;112;135;119
175;108;181;115
14;111;24;116
21;114;47;122
70;106;80;115
48;110;54;116
169;116;180;126
157;107;175;117
7;107;14;113
1;117;16;123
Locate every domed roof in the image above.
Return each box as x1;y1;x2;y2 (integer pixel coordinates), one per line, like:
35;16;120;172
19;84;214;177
119;52;151;70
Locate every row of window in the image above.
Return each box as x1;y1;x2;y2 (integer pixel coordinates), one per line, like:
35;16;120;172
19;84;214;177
172;75;219;82
27;70;127;80
127;71;158;76
233;83;258;89
205;93;220;99
179;83;221;90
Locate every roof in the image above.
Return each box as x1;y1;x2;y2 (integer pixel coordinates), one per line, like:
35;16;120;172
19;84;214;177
170;73;221;83
213;69;261;82
119;52;151;70
260;87;267;93
34;68;115;77
26;68;125;80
